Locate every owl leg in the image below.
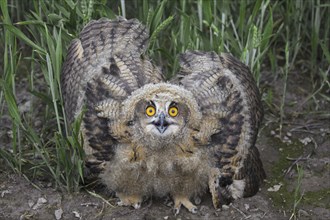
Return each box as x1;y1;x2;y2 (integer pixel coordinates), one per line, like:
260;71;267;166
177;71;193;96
173;195;197;215
209;168;223;208
116;193;142;209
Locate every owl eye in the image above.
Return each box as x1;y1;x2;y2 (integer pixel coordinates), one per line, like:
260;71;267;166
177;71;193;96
146;106;156;117
168;106;178;117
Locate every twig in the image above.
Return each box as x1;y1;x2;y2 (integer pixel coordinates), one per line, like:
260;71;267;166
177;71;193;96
284;137;318;176
85;189;115;207
261;211;268;218
230;204;251;219
284;153;312;176
94;202;105;219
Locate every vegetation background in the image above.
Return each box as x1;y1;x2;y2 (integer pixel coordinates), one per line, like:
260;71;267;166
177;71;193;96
0;0;329;219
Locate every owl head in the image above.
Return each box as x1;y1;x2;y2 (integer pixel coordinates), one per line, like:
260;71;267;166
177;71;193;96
121;83;202;148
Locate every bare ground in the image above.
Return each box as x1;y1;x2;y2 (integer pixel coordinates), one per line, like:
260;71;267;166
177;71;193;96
0;70;329;220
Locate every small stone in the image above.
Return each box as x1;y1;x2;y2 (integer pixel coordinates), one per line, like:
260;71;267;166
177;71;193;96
286;132;292;137
38;197;47;204
73;211;81;219
1;189;12;198
163;216;169;220
55;208;63;220
7;130;13;139
222;204;230;210
298;209;309;217
28;200;35;208
299;137;312;145
244;203;250;211
267;183;282;192
270;130;276;135
32;197;47;210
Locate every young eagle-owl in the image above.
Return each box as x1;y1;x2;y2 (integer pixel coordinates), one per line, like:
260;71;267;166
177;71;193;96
61;18;265;214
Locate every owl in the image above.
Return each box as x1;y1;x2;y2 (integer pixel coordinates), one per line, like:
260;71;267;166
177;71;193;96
61;17;265;214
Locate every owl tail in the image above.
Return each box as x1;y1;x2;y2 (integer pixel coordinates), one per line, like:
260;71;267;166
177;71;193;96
209;146;266;208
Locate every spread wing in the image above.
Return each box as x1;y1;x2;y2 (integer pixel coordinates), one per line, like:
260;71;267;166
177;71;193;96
61;18;164;175
174;51;265;206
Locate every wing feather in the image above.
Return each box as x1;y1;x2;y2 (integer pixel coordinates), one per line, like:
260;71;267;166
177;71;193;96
61;18;164;178
61;17;163;123
175;51;265;206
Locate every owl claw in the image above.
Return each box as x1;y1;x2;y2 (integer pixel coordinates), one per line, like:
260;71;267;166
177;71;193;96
116;193;142;209
117;200;141;209
173;195;197;215
174;207;180;216
117;200;124;206
133;202;141;209
190;207;198;214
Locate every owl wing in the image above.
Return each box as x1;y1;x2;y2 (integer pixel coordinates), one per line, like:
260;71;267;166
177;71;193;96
174;51;265;207
61;18;163;175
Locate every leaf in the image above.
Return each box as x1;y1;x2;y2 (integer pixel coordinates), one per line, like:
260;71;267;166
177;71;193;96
3;24;46;55
267;183;283;192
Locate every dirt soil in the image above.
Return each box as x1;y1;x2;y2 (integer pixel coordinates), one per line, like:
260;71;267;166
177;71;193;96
0;70;329;220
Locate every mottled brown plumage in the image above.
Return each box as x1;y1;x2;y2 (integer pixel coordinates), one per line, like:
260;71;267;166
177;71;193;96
61;18;265;214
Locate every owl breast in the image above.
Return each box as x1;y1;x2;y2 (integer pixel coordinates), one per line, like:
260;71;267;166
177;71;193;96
100;139;210;198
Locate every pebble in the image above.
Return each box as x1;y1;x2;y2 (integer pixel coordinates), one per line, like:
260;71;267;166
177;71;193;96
298;209;310;217
55;208;63;220
1;189;12;198
32;197;47;210
299;137;312;145
28;200;34;208
73;211;81;219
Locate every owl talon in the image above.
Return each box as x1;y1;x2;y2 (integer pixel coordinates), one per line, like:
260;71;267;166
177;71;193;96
174;207;181;216
116;193;142;209
133;202;141;209
173;195;197;215
191;207;198;214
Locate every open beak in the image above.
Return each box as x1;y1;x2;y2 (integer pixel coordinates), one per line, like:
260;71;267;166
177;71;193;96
153;112;169;134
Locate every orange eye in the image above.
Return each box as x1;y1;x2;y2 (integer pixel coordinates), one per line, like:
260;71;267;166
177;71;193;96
146;106;156;117
168;106;178;117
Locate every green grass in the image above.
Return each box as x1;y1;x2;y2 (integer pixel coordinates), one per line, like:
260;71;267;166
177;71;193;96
289;164;304;220
0;0;329;197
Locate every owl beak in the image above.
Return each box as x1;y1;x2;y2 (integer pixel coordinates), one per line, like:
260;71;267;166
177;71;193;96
153;112;169;134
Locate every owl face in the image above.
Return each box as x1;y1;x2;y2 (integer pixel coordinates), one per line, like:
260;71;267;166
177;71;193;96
137;93;188;138
121;83;202;147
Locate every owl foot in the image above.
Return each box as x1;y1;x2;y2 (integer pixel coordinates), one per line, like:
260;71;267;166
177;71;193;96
209;168;221;208
173;195;197;215
116;193;142;209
